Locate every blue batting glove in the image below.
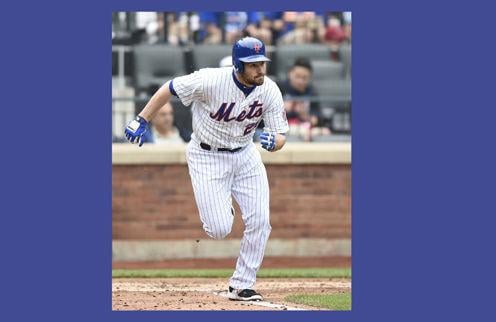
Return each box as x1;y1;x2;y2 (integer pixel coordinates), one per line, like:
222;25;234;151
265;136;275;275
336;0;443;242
124;116;149;147
260;132;276;151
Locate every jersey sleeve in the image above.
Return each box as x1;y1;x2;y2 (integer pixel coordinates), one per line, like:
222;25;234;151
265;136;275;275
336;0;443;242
262;83;289;134
169;69;205;106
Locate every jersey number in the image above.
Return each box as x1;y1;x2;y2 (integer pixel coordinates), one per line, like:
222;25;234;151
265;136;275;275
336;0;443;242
244;123;258;136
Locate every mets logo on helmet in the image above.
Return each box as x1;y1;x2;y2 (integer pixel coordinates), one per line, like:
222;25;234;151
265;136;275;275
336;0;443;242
253;43;261;53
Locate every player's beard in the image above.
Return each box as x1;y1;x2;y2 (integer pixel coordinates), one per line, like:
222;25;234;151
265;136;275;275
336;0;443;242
243;72;265;86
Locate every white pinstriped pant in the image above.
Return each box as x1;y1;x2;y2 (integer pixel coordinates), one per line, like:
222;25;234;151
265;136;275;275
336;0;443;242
186;139;271;289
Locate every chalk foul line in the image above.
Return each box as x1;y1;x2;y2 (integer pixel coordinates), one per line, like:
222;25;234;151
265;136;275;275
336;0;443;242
212;290;309;311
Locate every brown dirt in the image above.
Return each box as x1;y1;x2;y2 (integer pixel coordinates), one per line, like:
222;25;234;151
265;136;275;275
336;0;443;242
112;277;351;311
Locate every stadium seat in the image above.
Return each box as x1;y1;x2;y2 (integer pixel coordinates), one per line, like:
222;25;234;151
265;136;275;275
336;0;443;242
191;44;232;69
314;78;351;134
311;60;345;81
133;45;186;92
313;78;351;107
274;44;332;80
329;109;352;134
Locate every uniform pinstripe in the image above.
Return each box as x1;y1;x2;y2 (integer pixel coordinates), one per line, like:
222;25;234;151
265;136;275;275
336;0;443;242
172;66;288;289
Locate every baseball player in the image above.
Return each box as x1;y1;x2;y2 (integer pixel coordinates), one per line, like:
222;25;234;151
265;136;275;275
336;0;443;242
125;37;289;301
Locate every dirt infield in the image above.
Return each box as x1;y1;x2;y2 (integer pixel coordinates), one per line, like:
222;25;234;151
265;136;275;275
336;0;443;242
112;277;351;311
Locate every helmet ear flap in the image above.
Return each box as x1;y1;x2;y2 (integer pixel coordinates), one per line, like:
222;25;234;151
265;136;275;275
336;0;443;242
235;61;244;73
233;57;243;73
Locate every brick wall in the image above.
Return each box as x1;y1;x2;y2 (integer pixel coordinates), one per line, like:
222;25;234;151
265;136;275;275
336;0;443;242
112;164;351;240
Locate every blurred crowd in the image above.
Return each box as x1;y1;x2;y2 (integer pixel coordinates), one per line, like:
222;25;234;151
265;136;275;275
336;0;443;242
112;11;351;49
115;55;346;144
112;12;351;144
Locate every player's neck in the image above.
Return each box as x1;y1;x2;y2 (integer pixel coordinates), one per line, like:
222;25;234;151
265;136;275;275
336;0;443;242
233;71;256;97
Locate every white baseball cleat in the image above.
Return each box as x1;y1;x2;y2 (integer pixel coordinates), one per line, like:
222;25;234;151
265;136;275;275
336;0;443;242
228;286;263;301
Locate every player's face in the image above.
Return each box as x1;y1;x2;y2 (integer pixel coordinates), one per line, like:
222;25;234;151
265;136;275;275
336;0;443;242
241;61;267;86
153;104;174;130
289;66;312;93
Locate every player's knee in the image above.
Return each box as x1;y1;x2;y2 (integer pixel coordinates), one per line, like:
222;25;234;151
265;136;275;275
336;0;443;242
204;224;232;240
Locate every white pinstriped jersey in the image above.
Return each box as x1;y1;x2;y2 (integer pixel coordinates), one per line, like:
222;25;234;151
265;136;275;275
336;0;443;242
171;67;289;149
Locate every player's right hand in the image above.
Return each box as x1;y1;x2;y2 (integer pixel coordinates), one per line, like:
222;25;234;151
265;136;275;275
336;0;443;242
124;116;149;147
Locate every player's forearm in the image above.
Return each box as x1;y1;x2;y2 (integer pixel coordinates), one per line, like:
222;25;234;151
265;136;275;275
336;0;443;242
138;81;174;122
272;134;286;152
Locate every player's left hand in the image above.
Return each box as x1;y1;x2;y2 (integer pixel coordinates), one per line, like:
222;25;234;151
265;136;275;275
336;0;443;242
125;116;149;147
260;132;276;151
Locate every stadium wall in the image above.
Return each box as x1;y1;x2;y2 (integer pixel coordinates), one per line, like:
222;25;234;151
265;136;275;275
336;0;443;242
112;143;351;264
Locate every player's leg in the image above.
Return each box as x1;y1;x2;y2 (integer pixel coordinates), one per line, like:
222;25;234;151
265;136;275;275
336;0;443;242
186;142;235;239
229;144;271;290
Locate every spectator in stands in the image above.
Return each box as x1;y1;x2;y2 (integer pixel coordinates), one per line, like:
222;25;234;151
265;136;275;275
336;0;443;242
197;12;223;44
260;12;286;44
166;12;190;45
224;12;272;45
324;15;346;46
277;58;330;141
132;12;163;44
277;12;325;44
324;11;351;41
197;12;272;45
242;13;273;45
203;22;223;44
142;102;190;144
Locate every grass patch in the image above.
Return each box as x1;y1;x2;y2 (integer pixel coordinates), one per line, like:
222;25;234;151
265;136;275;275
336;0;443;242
285;293;351;310
112;267;351;279
113;268;232;278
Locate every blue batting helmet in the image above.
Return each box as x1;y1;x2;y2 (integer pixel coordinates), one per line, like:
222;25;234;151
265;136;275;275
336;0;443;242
232;37;271;73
